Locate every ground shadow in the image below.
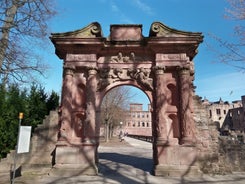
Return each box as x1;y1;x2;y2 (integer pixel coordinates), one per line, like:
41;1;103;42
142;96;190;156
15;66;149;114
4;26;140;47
99;152;153;174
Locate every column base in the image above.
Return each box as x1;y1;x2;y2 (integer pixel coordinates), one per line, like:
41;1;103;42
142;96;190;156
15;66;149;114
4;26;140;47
154;164;202;177
53;142;98;176
51;164;98;176
180;136;196;146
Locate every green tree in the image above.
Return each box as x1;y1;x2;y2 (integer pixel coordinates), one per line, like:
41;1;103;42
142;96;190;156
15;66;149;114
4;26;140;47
0;83;59;158
46;90;60;113
0;84;27;158
25;84;48;128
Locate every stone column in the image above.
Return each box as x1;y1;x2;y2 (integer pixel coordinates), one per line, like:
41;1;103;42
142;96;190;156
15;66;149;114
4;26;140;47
84;67;98;144
154;66;168;144
58;64;75;142
179;67;195;145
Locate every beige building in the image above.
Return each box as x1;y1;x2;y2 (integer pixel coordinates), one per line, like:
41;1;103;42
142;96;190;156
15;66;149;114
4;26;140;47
202;96;245;134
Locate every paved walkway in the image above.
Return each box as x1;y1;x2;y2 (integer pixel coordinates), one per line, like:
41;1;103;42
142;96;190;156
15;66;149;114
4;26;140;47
1;137;245;184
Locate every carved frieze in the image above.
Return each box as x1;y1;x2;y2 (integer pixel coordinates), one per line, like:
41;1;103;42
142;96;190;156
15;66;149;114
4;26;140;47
97;67;153;91
66;54;97;62
98;52;153;64
156;53;188;61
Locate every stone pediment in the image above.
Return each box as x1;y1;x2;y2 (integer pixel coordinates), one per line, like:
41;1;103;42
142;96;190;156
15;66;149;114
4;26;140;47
149;22;202;38
51;22;102;38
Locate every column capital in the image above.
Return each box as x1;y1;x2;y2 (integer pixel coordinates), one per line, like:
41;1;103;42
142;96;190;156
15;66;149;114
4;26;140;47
177;66;190;75
87;67;98;76
63;64;75;76
153;66;166;75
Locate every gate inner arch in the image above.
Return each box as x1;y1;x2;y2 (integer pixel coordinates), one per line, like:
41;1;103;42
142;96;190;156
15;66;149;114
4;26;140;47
50;22;203;176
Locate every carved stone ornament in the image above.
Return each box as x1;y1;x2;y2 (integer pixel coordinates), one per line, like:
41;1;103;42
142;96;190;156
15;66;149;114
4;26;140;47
97;68;153;91
149;22;203;38
51;22;102;38
108;52;135;63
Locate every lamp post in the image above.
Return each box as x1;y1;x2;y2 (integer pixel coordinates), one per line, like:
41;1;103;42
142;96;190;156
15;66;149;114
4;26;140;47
119;121;123;141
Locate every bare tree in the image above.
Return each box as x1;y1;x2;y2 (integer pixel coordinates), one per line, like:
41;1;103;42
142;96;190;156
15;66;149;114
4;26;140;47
0;0;56;86
101;86;135;142
208;0;245;70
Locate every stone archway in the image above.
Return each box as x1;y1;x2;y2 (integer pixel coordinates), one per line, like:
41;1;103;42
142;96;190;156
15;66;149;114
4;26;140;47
50;22;203;176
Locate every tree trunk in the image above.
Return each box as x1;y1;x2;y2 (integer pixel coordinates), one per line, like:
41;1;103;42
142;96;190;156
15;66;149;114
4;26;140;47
0;0;25;72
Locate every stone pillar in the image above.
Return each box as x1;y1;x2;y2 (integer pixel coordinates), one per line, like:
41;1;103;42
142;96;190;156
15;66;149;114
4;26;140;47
179;67;196;145
154;66;168;145
58;64;75;142
54;67;98;176
84;67;98;144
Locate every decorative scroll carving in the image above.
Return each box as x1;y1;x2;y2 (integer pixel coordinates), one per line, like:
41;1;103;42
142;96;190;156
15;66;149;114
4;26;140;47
51;22;102;38
149;21;203;38
97;68;153;91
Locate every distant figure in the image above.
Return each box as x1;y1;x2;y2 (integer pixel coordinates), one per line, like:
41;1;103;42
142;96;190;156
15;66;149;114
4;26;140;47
119;130;124;142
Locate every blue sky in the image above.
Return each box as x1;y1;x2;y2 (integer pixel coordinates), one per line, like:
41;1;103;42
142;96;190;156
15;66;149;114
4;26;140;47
43;0;245;109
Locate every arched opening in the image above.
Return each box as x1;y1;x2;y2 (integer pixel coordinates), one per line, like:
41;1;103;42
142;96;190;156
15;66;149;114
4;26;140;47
98;85;154;175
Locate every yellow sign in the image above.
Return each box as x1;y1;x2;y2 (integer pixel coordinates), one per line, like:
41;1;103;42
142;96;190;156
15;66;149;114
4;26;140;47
19;112;24;120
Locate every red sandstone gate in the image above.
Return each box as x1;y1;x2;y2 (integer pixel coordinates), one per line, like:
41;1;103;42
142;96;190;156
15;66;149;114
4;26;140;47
50;22;203;176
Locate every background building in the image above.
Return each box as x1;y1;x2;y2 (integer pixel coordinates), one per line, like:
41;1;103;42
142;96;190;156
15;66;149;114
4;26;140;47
123;103;152;136
202;95;245;134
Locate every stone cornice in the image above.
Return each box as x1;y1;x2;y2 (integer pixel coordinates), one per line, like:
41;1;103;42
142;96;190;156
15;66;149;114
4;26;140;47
50;22;102;38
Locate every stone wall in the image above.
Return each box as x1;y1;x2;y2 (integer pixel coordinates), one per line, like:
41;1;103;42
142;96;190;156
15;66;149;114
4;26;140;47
194;96;245;174
0;110;58;174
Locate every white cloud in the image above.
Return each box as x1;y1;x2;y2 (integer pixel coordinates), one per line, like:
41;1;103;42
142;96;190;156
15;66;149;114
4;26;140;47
109;1;134;24
132;0;154;16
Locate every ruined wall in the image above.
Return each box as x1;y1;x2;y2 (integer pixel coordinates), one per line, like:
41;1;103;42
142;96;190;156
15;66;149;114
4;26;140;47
194;96;245;174
0;110;58;174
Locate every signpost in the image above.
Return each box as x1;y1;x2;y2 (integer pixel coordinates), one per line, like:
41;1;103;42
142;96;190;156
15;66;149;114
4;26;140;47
11;113;32;184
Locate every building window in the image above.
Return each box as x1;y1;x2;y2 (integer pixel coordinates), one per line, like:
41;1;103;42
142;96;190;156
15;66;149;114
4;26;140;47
146;122;149;127
142;114;144;118
209;110;212;118
216;109;221;115
142;122;145;127
137;114;140;118
224;110;226;114
138;122;140;127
